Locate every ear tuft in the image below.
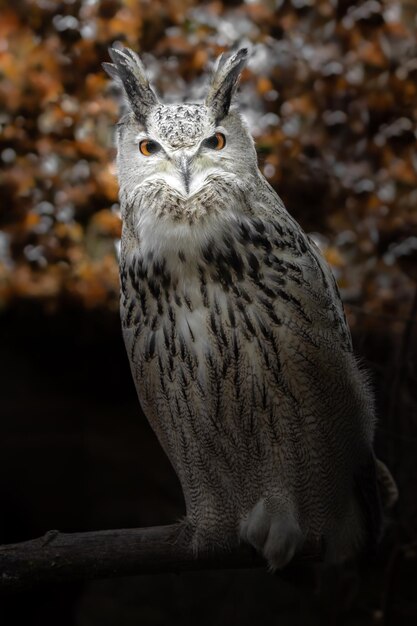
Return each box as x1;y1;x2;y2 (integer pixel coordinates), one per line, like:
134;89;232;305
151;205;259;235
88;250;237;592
102;62;120;82
205;48;249;123
104;47;159;124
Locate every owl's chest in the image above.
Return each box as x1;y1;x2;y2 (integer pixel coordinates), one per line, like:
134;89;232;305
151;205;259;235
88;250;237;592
122;256;305;407
120;230;340;410
122;272;243;379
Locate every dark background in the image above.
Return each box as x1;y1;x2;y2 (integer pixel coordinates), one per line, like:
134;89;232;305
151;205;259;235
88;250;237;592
1;1;416;624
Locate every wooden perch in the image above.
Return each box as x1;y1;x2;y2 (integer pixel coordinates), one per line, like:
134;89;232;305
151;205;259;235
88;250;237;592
0;523;322;592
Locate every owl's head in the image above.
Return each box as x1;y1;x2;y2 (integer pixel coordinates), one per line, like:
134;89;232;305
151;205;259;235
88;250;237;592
104;47;258;226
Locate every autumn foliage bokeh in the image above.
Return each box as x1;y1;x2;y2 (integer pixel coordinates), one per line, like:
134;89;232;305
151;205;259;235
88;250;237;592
1;0;416;320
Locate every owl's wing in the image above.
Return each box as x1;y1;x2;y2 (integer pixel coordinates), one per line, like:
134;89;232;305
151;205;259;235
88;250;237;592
234;186;353;355
304;231;353;353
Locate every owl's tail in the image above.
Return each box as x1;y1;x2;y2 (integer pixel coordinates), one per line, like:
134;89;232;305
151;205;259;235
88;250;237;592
375;458;398;511
354;455;398;557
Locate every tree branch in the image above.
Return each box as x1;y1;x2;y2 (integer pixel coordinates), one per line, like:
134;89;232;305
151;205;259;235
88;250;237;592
0;523;322;593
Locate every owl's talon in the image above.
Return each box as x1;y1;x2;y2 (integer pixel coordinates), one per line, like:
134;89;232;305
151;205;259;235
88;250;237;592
240;497;304;571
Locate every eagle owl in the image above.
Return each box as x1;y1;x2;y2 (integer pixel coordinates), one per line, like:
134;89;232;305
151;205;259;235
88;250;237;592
103;47;396;570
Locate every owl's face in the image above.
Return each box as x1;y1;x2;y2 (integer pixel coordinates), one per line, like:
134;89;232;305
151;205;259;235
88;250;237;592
104;47;257;254
116;101;257;205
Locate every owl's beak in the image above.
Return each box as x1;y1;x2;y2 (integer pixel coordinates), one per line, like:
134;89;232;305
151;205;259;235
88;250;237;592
178;154;192;195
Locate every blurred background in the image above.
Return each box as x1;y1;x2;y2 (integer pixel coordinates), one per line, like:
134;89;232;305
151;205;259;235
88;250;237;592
0;0;416;624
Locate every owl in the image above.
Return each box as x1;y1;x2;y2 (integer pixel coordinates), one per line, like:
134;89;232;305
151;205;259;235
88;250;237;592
103;47;397;570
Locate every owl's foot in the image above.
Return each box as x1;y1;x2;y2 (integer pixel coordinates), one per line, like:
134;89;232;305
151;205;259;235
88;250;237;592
240;496;304;571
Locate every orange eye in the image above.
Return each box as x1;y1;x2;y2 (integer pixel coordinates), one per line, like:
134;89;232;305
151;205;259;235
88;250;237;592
203;132;226;151
139;139;161;156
